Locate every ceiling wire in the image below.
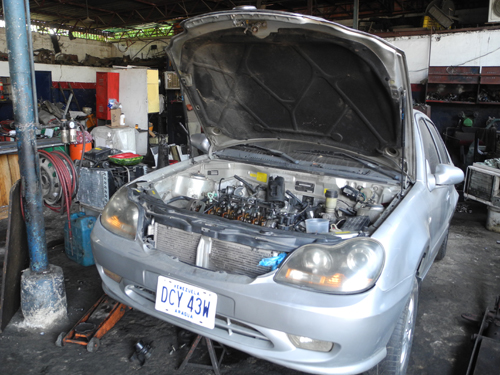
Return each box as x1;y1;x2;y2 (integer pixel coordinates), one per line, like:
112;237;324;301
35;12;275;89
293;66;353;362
409;43;500;72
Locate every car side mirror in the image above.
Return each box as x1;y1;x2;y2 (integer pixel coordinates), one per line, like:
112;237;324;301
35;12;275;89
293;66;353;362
434;164;464;185
191;133;210;154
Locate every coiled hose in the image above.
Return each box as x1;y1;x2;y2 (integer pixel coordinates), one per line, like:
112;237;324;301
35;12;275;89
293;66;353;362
37;150;78;237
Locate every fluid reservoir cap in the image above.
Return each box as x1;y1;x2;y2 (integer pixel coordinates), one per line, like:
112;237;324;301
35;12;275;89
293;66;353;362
325;189;338;198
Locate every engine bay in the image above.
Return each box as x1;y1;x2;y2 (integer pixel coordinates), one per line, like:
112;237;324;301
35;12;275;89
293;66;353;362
141;160;400;236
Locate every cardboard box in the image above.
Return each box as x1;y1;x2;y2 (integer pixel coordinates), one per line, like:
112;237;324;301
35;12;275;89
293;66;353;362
110;108;121;127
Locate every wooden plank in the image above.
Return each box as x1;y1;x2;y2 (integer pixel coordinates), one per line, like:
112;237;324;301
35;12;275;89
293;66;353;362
0;154;13;207
0;206;7;220
7;154;20;183
429;66;480;75
0;180;30;333
481;76;500;84
481;66;500;75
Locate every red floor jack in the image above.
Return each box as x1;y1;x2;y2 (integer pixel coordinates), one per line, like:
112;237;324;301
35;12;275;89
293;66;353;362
55;294;131;352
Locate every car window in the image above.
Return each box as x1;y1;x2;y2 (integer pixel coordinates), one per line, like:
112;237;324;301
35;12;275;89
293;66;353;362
425;119;451;164
418;118;440;174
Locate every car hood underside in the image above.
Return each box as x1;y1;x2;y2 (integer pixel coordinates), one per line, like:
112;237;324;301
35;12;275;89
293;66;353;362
167;10;408;158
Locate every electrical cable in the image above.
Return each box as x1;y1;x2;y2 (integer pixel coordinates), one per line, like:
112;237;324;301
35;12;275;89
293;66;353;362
165;195;194;205
130;40;169;60
121;165;131;183
409;35;500;73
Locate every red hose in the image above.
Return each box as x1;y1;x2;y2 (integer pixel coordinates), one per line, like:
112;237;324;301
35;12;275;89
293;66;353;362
38;150;78;238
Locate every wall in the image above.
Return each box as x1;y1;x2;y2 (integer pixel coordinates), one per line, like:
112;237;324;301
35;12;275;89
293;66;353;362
385;28;500;84
112;39;169;61
0;62;115;82
0;28;121;63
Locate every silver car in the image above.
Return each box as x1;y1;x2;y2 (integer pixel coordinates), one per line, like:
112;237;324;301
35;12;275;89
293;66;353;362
91;8;463;375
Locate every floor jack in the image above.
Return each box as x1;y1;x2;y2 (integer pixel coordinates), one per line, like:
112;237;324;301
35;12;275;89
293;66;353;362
55;294;131;352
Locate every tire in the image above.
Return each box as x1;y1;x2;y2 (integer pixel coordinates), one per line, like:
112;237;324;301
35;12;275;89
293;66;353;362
434;231;448;261
366;279;419;375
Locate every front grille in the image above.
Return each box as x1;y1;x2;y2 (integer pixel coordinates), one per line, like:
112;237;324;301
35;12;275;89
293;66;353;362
154;224;274;277
215;315;271;344
126;284;274;349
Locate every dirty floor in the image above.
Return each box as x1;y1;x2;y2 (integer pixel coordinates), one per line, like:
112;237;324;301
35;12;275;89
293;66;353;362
0;201;499;375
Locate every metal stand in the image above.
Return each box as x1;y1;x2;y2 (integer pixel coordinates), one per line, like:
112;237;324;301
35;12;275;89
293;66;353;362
177;335;226;375
463;295;500;375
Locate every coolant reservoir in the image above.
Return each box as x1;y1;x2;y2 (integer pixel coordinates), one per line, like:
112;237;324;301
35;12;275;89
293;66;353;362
325;189;338;214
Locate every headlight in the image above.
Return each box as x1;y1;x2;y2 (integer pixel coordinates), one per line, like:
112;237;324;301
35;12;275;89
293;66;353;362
274;238;385;294
101;187;139;240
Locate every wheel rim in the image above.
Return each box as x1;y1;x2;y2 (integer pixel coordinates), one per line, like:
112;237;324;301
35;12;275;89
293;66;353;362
39;156;61;205
399;294;415;372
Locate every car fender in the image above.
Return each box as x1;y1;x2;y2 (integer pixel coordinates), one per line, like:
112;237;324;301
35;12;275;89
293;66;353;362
372;181;432;292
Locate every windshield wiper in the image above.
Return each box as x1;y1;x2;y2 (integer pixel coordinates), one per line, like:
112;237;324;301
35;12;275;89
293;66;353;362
234;144;299;164
298;150;400;180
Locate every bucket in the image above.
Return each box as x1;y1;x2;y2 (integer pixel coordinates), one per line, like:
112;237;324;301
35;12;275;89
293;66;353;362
69;142;92;161
486;206;500;233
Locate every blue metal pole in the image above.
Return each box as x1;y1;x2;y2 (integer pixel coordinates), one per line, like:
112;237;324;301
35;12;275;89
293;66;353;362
4;0;48;272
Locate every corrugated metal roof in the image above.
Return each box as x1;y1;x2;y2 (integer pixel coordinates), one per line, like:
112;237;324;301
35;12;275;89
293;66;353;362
0;0;491;39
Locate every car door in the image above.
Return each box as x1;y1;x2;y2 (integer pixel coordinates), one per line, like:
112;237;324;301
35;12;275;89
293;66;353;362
424;117;455;254
416;114;451;270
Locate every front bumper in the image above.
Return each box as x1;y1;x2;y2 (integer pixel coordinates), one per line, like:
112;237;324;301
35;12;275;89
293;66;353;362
91;220;413;375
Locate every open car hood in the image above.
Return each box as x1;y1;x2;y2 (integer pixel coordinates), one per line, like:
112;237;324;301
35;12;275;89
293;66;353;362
167;9;411;159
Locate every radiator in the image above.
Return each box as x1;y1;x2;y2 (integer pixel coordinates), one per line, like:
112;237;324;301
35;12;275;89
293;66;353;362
154;224;274;278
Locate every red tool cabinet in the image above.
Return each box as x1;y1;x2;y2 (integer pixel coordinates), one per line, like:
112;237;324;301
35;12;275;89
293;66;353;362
96;72;119;120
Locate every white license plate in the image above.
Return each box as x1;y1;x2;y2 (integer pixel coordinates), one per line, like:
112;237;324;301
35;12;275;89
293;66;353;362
155;276;217;329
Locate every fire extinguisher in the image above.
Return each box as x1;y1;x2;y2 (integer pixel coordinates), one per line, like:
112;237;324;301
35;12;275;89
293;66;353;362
0;81;5;100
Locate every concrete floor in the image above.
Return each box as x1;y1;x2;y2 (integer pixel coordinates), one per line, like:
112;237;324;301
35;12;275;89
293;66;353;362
0;201;499;375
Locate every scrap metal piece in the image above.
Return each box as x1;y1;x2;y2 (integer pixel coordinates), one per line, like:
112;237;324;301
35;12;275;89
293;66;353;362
464;295;500;375
129;340;154;366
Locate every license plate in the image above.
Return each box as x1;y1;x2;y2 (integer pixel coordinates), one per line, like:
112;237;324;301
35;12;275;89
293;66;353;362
155;276;217;329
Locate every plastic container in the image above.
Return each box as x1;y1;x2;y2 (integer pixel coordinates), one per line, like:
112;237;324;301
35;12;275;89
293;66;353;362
92;126;137;153
64;212;96;266
69;142;92;161
305;219;330;234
